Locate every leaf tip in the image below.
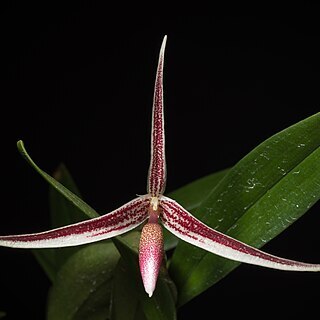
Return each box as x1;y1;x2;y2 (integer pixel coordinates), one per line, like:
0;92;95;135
16;139;24;150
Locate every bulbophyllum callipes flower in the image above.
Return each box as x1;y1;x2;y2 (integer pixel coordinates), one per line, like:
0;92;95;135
1;36;319;297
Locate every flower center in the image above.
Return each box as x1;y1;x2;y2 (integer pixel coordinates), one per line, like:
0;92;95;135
149;197;160;223
150;196;159;211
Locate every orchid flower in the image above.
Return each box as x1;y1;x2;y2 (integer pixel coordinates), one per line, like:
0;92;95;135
1;36;319;298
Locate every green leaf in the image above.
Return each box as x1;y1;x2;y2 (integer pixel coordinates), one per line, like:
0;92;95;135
111;258;144;320
163;169;230;251
169;112;320;305
111;232;141;320
32;163;99;281
49;163;90;228
32;248;58;282
168;168;229;212
112;233;177;320
18;140;100;281
48;164;97;271
47;241;119;320
17;140;99;220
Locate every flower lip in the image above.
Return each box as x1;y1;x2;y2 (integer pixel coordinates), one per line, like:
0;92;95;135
139;222;164;297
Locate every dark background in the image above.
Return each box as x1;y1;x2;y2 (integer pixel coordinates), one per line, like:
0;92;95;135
1;4;320;319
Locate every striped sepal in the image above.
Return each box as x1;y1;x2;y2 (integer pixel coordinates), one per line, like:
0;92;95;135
147;36;167;197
